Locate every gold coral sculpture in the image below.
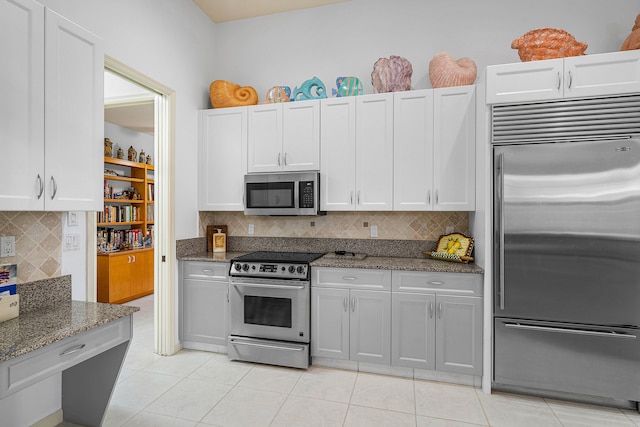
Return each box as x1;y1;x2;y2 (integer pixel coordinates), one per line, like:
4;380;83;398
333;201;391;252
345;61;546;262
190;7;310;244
209;80;258;108
511;28;587;62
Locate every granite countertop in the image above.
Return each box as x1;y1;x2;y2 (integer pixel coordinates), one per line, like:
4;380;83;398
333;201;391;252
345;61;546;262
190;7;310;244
178;251;483;274
0;301;139;362
311;255;484;274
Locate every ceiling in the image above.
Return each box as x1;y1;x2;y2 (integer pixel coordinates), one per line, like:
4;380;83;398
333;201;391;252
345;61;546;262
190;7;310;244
193;0;349;23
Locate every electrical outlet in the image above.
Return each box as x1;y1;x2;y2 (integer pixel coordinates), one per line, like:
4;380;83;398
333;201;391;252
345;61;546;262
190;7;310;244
248;224;255;235
1;236;16;257
370;225;378;238
445;226;455;234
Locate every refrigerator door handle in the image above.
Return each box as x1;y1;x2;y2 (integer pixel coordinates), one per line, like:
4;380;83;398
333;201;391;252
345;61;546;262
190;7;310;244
504;323;637;339
496;152;505;310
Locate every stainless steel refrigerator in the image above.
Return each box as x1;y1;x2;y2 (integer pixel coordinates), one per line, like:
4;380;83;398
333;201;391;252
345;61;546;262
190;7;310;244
493;135;640;406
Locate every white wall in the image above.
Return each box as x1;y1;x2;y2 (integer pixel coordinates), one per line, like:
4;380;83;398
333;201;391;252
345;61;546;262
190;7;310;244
214;0;639;98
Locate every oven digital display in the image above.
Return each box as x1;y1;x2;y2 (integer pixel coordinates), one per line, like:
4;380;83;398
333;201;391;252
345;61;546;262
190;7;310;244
259;264;278;273
244;296;292;328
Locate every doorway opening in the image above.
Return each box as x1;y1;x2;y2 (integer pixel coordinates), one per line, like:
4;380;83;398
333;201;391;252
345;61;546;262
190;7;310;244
90;56;177;356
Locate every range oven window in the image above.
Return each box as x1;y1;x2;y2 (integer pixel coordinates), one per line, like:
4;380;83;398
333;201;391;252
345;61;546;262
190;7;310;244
246;182;295;209
244;295;292;328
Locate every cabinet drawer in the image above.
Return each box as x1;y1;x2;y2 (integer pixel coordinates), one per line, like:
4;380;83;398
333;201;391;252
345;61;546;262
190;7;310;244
312;267;391;290
183;261;229;281
392;270;482;296
0;316;131;398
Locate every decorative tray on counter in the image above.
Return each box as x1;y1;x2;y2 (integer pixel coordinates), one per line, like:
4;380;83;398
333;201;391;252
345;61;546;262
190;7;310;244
423;233;474;263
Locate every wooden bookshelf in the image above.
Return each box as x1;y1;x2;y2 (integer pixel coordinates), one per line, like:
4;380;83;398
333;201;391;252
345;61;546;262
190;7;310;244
98;156;155;303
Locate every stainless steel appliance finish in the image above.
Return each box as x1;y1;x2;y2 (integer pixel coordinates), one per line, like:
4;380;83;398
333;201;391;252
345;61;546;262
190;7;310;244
244;171;321;216
493;136;640;405
228;251;325;369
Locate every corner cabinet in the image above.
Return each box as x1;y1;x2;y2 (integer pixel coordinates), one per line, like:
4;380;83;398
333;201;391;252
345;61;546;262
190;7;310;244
486;50;640;104
199;107;247;211
247;100;320;173
0;0;103;211
393;86;476;211
179;261;229;351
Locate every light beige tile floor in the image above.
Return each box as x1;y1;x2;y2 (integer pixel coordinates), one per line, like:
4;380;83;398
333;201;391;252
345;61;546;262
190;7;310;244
96;295;640;427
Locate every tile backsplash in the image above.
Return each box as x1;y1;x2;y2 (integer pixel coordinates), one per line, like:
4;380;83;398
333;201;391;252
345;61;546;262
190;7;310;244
0;212;62;283
199;211;469;241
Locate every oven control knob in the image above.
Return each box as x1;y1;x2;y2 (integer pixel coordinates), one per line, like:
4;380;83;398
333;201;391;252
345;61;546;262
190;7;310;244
297;266;305;274
288;265;296;274
242;263;249;271
234;263;242;271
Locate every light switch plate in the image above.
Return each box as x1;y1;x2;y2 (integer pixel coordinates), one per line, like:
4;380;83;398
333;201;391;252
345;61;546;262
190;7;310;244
370;225;378;238
67;211;79;226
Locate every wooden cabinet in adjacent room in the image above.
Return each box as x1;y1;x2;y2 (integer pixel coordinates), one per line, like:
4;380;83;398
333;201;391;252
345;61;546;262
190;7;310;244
97;247;153;303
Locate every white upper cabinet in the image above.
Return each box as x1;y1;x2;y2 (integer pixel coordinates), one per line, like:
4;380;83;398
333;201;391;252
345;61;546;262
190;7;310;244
320;97;357;211
486;50;640;104
393;90;434;211
394;87;475;211
320;94;393;211
0;0;103;211
199;107;247;211
248;100;319;173
432;86;476;211
356;93;394;211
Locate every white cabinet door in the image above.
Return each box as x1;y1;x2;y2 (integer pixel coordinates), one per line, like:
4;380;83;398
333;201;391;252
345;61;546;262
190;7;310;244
199;107;247;211
320;97;356;211
311;287;350;360
0;0;45;210
282;100;319;171
350;289;391;364
182;278;228;346
433;86;475;211
564;50;640;99
393;90;434;210
391;292;436;369
248;103;282;172
486;59;564;104
44;9;103;211
356;93;393;210
435;295;482;375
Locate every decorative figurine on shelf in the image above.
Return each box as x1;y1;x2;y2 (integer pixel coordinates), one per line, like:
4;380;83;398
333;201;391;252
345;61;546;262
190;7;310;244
511;28;587;61
371;55;413;93
139;150;146;163
621;14;640;51
209;80;258;108
332;77;363;97
128;146;137;162
116;147;124;159
104;138;113;157
292;77;327;101
428;52;477;88
146;154;152;165
265;86;291;103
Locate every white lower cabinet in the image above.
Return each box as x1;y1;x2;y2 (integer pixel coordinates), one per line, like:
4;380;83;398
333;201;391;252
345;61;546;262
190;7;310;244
180;261;229;349
391;270;483;376
311;268;392;364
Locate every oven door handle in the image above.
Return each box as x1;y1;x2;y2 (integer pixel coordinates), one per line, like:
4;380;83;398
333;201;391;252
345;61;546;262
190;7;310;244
232;282;306;290
229;338;305;352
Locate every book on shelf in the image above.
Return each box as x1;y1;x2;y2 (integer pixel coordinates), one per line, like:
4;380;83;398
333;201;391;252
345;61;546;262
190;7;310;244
97;228;150;253
98;205;142;223
147;183;154;201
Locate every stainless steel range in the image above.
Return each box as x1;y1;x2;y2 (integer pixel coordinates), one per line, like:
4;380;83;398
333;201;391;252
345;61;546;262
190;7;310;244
227;251;325;369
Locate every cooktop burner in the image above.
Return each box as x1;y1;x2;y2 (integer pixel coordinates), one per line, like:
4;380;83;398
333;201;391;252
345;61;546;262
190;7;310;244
232;251;325;264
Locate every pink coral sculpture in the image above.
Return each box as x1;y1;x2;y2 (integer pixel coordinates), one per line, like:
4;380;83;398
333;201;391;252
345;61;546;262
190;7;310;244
371;55;413;93
429;52;477;88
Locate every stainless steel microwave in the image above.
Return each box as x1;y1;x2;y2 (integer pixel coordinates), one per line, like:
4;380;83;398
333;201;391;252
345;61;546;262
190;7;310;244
244;171;322;216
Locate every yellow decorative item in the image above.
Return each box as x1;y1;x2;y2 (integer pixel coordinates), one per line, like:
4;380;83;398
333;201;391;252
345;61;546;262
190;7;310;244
209;80;258;108
422;233;474;263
